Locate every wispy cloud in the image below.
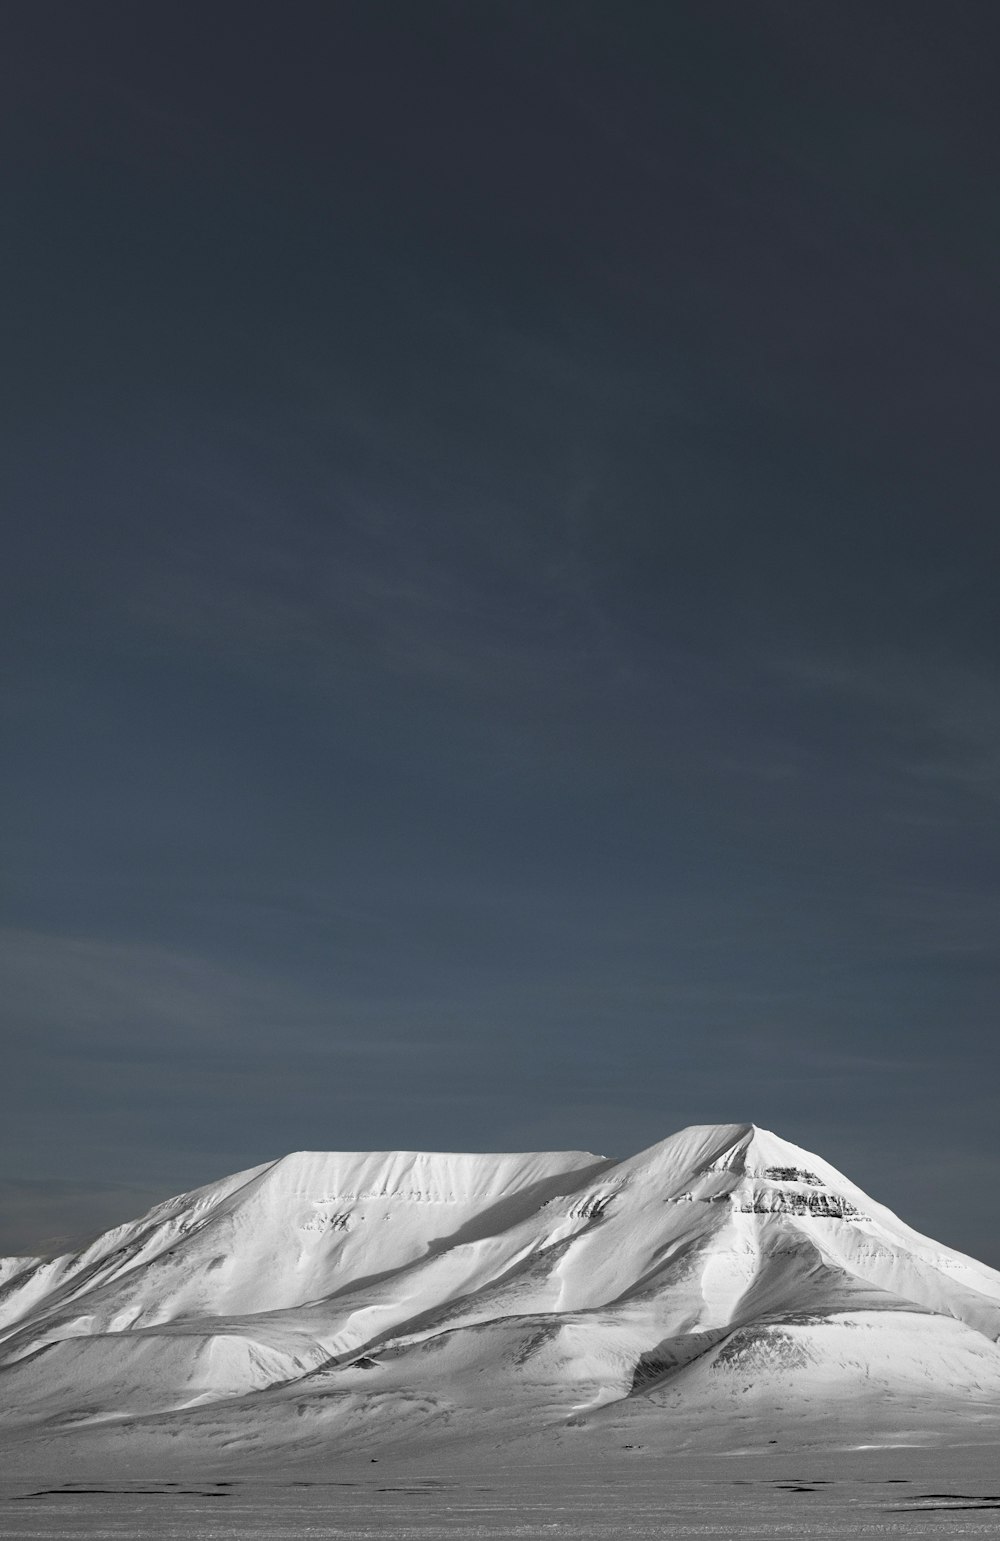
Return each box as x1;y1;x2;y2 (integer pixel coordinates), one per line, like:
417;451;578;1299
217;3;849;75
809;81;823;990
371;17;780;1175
0;925;461;1064
768;646;1000;802
0;1176;180;1260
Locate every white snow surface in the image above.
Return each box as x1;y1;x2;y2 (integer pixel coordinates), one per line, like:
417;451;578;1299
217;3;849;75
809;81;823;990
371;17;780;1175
2;1123;999;1470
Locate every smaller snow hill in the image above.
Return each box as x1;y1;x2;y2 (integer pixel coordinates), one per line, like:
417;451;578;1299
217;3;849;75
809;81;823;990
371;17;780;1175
2;1124;999;1465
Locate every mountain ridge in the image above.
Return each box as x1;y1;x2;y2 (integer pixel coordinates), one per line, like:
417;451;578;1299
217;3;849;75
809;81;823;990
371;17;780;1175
2;1122;999;1465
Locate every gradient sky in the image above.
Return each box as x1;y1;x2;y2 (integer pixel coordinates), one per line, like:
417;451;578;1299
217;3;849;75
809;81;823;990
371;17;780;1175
3;2;999;1265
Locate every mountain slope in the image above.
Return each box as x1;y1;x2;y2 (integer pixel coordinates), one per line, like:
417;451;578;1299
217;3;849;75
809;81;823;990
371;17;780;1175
2;1124;999;1463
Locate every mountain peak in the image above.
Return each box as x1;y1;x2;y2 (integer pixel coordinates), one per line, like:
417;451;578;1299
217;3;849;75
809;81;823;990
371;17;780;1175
2;1123;999;1465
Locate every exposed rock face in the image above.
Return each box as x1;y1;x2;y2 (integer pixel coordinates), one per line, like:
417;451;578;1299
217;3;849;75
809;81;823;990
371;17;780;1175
763;1166;823;1185
1;1124;999;1464
733;1189;863;1219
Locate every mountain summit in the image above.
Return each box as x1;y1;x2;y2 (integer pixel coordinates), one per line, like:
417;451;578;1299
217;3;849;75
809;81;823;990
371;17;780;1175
2;1123;999;1463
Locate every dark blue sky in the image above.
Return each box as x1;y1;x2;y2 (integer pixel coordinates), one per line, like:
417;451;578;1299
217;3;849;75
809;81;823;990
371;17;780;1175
3;2;999;1263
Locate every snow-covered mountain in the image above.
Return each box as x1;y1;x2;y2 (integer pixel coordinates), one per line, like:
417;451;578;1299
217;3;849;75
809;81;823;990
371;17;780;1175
2;1124;999;1464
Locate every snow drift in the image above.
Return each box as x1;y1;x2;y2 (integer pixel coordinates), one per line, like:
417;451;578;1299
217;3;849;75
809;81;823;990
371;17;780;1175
2;1124;999;1462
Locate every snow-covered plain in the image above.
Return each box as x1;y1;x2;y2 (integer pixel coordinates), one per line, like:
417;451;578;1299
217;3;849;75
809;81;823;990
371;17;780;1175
1;1123;999;1537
